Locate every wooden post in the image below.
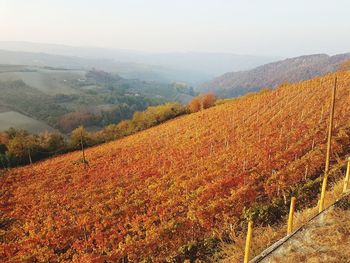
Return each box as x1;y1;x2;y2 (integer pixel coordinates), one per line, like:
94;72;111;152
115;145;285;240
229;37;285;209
244;221;253;263
287;197;296;234
80;130;86;165
28;148;33;165
343;157;350;193
319;77;337;213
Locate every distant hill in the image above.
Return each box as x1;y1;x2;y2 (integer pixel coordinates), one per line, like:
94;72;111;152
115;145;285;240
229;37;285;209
0;49;197;84
0;65;194;133
199;53;350;97
0;41;278;84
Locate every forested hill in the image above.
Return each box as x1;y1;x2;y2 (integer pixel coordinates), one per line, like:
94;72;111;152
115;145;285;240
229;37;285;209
1;70;350;262
199;53;350;97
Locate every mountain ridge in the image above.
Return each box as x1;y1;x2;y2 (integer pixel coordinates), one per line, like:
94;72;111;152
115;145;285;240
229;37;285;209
0;41;278;83
199;53;350;97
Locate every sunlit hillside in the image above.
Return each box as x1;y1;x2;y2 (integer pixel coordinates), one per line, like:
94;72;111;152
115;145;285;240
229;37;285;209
1;71;350;262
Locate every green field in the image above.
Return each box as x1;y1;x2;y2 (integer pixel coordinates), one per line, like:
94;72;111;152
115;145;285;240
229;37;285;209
0;67;85;95
0;111;56;133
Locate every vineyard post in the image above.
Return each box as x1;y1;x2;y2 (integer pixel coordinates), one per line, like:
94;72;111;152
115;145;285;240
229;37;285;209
319;77;337;213
28;148;33;165
244;221;253;263
80;130;86;165
287;197;296;235
343;157;350;193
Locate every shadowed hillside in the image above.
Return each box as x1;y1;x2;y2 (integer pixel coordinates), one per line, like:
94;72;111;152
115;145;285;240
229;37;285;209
199;53;350;97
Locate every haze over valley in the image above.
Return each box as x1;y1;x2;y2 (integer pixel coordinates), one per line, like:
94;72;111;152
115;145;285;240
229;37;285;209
1;1;350;262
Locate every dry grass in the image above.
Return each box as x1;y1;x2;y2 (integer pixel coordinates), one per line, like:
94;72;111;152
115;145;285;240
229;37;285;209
216;225;285;263
266;199;350;263
293;179;344;230
215;178;349;263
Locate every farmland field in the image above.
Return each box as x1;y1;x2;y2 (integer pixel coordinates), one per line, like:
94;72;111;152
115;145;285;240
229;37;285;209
0;111;56;133
0;67;85;95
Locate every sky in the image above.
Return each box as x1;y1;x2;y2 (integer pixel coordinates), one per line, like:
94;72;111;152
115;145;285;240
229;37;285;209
0;0;349;57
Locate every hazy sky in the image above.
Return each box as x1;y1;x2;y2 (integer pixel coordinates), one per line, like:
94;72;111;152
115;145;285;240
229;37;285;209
0;0;349;56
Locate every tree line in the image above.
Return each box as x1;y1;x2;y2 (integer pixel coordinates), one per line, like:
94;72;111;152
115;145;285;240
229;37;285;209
0;93;216;169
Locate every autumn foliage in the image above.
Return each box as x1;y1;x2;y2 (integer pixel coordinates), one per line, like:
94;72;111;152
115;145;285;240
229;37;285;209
339;59;350;72
188;92;217;113
1;72;350;262
58;111;96;133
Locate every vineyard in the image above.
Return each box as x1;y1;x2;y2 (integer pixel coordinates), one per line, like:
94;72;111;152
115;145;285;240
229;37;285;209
1;71;350;262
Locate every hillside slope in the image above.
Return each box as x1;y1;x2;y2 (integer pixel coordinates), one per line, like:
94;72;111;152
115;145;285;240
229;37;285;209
199;53;350;97
1;71;350;262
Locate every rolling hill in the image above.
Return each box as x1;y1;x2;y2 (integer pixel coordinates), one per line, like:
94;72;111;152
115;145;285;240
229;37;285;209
0;111;57;134
199;53;350;97
0;41;278;84
0;49;202;84
0;65;193;133
1;71;350;262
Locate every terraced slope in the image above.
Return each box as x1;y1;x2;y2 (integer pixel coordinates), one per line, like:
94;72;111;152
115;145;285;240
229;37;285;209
1;71;350;262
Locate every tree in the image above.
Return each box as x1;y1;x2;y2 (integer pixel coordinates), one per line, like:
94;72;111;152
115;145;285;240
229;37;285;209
201;92;217;109
69;126;91;149
69;126;93;165
38;132;65;152
0;132;9;154
188;97;201;113
339;59;350;72
188;93;217;113
7;133;37;164
5;127;28;140
58;111;96;133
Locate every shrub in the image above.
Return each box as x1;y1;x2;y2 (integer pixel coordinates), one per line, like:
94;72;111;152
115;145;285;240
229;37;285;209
188;93;217;113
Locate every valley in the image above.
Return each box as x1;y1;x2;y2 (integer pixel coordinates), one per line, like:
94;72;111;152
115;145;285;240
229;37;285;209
0;65;194;133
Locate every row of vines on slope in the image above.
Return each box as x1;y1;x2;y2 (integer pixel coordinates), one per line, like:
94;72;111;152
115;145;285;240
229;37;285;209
1;72;350;261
